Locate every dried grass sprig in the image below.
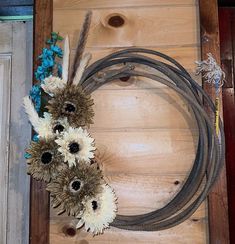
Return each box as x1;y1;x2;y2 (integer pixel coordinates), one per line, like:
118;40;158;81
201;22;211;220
69;11;92;83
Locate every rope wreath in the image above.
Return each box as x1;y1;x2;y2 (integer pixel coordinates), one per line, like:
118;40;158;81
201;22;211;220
24;12;224;234
80;48;225;231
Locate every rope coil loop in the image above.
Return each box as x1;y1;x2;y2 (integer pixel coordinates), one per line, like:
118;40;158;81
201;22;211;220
80;48;225;231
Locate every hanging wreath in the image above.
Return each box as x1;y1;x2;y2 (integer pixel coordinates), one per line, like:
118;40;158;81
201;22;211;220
24;11;225;235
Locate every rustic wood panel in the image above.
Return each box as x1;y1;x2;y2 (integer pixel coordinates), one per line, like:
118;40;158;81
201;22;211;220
91;89;197;130
54;0;197;9
76;46;201;74
219;7;235;243
49;174;188;216
6;21;32;244
51;1;209;243
198;0;230;243
0;55;11;244
30;1;53;244
91;129;197;175
50;203;207;244
54;7;199;48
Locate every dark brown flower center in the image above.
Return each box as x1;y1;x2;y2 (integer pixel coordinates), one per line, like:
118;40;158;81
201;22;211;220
64;102;76;113
92;200;98;211
41;151;53;164
53;124;64;134
71;180;81;191
69;142;80;154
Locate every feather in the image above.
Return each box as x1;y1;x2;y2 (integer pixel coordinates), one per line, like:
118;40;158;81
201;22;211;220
62;35;70;82
69;11;92;83
73;53;92;85
23;96;40;129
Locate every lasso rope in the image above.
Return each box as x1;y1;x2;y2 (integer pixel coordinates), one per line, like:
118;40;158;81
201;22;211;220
79;48;225;231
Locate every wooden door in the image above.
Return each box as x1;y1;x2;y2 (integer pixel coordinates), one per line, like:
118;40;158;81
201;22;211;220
0;21;32;244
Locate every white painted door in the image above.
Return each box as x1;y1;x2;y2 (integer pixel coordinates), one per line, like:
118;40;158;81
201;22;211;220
0;21;32;244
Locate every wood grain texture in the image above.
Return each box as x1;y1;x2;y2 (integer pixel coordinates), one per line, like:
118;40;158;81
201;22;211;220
54;0;197;9
30;1;53;244
54;7;199;48
198;1;230;243
0;55;11;244
50;203;207;244
91;89;198;130
221;88;235;242
219;7;235;244
73;46;201;74
51;1;209;243
92;129;198;175
50;174;207;243
6;21;32;244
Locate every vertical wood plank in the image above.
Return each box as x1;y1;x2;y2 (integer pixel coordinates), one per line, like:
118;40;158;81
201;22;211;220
0;23;12;53
7;21;32;244
30;1;53;243
219;7;235;244
0;55;11;244
198;1;230;243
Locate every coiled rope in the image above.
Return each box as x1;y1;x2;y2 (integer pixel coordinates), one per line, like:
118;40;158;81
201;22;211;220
80;48;225;231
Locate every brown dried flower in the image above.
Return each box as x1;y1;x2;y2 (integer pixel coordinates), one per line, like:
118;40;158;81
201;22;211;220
26;139;67;182
46;161;103;216
46;84;94;127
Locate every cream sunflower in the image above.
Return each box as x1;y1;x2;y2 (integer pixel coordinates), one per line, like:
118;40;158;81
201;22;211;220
26;138;67;182
76;184;117;235
46;84;94;127
36;112;70;139
23;95;70;139
35;112;52;138
47;162;103;216
41;76;67;96
55;127;95;167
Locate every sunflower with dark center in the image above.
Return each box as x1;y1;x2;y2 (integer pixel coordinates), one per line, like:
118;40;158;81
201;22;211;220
46;161;103;216
46;84;94;127
55;127;95;167
53;123;65;134
26;139;67;182
76;184;117;235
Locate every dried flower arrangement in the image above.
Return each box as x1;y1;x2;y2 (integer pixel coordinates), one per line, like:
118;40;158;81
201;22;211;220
24;11;225;234
24;12;117;235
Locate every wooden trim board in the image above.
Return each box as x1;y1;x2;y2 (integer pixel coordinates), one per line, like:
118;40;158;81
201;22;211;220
219;7;235;243
198;0;230;243
29;1;53;243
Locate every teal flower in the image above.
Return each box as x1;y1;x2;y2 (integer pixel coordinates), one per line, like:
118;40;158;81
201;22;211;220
39;48;53;59
42;57;54;69
50;45;63;58
30;84;41;111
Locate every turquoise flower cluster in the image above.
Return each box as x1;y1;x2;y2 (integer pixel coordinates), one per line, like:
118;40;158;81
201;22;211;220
25;33;63;159
30;32;63;112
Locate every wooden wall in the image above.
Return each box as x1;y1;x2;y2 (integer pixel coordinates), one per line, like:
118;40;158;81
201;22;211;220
52;1;208;243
